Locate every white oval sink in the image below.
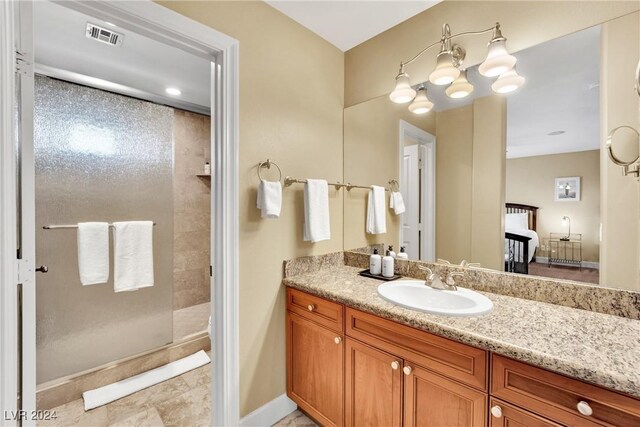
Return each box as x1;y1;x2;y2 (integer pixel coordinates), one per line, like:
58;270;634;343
377;280;493;317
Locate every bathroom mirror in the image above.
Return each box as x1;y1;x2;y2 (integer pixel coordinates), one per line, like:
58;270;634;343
343;12;640;291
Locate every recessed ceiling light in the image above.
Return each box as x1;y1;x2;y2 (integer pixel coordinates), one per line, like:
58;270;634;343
165;87;181;96
547;130;566;136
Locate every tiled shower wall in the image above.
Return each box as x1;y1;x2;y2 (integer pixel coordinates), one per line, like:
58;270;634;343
173;110;211;310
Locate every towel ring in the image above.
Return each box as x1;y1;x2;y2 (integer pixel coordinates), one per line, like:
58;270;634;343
388;179;400;192
606;126;639;177
257;159;283;183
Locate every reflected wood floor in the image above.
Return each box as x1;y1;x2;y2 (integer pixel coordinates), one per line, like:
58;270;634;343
528;262;599;284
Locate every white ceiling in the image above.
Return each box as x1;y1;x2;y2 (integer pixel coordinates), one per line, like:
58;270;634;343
34;1;211;114
266;1;441;51
505;25;600;159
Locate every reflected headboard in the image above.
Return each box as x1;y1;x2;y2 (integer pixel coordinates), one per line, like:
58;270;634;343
506;203;538;231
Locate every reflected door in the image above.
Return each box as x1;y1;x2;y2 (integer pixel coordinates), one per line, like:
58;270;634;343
402;144;420;259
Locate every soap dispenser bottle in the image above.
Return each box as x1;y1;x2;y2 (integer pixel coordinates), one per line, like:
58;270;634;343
370;248;382;275
397;246;409;259
388;245;396;258
382;250;395;278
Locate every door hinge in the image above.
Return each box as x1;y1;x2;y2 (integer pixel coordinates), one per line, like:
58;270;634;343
16;259;31;284
418;223;423;232
15;50;33;76
209;265;213;277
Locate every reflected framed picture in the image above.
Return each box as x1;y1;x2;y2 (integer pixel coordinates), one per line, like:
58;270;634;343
555;176;581;202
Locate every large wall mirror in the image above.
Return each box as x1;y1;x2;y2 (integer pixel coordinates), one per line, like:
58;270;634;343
343;11;640;290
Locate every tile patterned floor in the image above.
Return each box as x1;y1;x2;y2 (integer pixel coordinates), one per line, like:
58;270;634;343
38;359;211;427
173;302;210;342
272;410;317;426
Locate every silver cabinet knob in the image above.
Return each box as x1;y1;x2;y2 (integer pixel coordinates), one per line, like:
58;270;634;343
334;336;342;344
576;401;593;416
402;366;412;376
490;406;503;418
36;265;48;273
307;304;315;312
391;361;399;370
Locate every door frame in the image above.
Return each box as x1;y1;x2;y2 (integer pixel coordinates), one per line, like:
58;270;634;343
398;120;436;261
0;1;240;426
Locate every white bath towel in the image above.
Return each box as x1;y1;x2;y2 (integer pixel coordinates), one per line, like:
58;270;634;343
303;179;331;243
389;191;406;215
113;221;154;292
367;186;387;234
77;222;109;285
256;179;282;219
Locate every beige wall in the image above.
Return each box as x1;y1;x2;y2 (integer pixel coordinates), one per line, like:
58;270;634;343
434;96;506;268
159;1;344;416
345;1;640;107
471;96;506;270
506;151;601;263
173;111;211;310
343;95;435;250
600;11;640;290
435;105;473;262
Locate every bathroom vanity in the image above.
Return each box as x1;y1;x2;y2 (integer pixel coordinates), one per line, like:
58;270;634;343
284;260;640;427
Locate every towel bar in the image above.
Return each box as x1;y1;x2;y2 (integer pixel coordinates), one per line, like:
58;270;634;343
43;222;157;230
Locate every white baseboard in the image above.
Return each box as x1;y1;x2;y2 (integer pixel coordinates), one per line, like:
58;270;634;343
535;257;599;270
239;393;297;427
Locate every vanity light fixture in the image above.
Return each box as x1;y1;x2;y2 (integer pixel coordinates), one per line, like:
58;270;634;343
390;22;522;114
389;65;417;103
445;69;474;99
491;67;525;94
408;86;434;114
165;87;181;96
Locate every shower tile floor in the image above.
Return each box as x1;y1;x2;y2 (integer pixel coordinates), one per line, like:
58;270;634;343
173;302;210;342
38;354;316;427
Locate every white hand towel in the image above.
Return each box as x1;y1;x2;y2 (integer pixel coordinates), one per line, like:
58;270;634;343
366;185;387;234
256;179;282;219
389;191;406;215
77;222;109;285
303;179;331;243
113;221;154;292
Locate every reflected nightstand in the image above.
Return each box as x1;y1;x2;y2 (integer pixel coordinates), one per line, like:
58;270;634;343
548;233;582;270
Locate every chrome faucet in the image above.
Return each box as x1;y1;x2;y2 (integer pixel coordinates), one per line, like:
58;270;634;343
418;266;459;291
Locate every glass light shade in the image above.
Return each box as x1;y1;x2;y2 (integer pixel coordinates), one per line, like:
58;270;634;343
491;69;525;94
408;88;433;114
389;73;416;103
428;51;460;85
479;39;517;77
445;70;474;99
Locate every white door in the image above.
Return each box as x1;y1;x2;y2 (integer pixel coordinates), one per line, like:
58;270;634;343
401;145;420;259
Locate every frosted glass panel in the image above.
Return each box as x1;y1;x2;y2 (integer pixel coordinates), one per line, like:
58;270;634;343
34;75;174;383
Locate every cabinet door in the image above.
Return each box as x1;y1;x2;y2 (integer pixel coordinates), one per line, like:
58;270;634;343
287;311;344;427
404;363;487;427
345;338;402;427
489;399;562;427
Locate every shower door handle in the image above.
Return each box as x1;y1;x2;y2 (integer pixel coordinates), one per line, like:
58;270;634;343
35;265;48;273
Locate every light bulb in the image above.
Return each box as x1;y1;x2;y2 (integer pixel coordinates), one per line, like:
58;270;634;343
389;72;416;104
479;39;516;77
445;70;474;99
491;68;525;94
429;50;460;86
408;87;433;114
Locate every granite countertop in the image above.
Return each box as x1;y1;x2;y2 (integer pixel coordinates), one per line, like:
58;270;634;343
283;265;640;398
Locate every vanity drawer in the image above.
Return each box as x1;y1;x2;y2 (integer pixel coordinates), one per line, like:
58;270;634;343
286;288;344;333
345;308;487;391
491;355;640;427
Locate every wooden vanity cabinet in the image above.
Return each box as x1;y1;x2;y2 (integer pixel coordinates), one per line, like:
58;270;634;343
286;289;344;427
286;288;640;427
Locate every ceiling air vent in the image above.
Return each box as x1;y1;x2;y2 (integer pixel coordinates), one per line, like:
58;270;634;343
85;23;123;47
